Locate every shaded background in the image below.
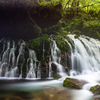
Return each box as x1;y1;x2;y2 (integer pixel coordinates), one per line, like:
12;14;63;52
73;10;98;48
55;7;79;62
0;0;62;41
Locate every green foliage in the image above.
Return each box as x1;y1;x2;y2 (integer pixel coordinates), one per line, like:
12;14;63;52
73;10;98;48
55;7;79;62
29;34;49;49
83;20;100;28
37;0;59;6
29;34;51;60
96;31;100;38
82;20;100;37
55;35;70;54
72;30;81;35
74;34;79;38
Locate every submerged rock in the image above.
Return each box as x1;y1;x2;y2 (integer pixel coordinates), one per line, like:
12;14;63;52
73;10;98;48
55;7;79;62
63;78;87;89
40;87;73;100
15;91;34;99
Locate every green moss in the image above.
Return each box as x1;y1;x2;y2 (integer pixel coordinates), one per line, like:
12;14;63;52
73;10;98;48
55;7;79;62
74;34;79;38
37;0;59;7
90;85;100;95
96;31;100;38
85;37;90;41
53;74;61;80
29;34;51;60
55;35;70;54
29;34;49;48
72;30;81;35
63;78;81;89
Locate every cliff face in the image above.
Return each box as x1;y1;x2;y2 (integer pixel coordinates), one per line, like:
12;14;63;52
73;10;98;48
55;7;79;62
0;0;62;40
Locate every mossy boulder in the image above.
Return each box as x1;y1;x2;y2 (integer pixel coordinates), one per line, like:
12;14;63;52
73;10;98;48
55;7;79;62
90;85;100;95
63;78;87;89
53;73;61;80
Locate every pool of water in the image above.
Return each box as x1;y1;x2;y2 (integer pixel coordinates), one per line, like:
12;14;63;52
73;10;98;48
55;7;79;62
0;78;94;100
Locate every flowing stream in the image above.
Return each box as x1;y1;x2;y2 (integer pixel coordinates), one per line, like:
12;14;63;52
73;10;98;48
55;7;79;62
0;34;100;100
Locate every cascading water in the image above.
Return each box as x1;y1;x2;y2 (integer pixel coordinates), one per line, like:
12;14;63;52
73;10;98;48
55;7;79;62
48;38;67;78
0;37;66;79
26;49;37;78
1;34;100;83
67;34;100;75
0;39;40;79
1;35;100;100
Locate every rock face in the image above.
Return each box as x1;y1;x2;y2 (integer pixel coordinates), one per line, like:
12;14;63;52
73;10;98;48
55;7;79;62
63;78;88;89
0;0;62;40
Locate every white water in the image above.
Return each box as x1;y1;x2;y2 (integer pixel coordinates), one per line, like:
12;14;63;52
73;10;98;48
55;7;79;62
49;39;66;78
0;39;41;78
1;35;100;100
63;34;100;100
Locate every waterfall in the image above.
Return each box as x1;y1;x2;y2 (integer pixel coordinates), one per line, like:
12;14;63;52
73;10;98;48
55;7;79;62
26;49;37;78
1;34;100;79
67;34;100;76
49;38;67;78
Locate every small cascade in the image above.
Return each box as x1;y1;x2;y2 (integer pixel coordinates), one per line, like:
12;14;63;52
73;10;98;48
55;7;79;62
48;38;67;78
0;39;18;77
37;62;41;78
26;49;37;78
49;57;52;77
50;40;61;63
67;34;100;76
0;39;39;79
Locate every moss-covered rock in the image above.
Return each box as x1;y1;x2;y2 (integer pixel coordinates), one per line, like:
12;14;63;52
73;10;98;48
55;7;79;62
90;85;100;95
63;78;81;89
74;34;79;38
29;34;51;61
53;73;61;80
63;78;87;89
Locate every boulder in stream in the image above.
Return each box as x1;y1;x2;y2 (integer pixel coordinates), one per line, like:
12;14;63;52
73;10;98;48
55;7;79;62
63;78;88;89
90;85;100;95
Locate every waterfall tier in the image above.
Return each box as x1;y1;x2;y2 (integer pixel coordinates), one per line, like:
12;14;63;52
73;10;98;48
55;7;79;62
0;34;100;79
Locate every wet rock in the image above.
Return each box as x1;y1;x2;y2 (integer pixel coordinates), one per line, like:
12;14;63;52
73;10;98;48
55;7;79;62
90;85;100;95
53;73;61;80
51;63;57;75
63;78;88;89
43;86;67;94
15;91;34;99
92;95;100;100
38;87;73;100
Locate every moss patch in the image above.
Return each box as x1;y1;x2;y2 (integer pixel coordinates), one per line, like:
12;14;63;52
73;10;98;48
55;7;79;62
90;85;100;95
63;78;82;89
